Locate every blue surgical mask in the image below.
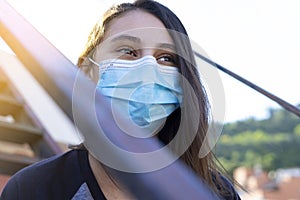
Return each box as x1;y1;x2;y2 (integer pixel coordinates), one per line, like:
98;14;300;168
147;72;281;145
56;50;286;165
91;56;182;136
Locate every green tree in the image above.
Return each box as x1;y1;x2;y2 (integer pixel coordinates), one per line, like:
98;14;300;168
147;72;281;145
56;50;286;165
294;124;300;136
217;105;300;175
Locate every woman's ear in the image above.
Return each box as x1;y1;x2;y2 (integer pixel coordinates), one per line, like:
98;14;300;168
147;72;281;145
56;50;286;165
78;57;99;83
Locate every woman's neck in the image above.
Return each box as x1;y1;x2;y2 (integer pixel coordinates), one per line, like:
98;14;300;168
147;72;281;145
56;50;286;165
88;153;136;200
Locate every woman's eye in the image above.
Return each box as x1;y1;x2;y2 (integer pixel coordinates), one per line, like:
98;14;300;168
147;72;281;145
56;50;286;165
157;55;177;66
117;47;137;57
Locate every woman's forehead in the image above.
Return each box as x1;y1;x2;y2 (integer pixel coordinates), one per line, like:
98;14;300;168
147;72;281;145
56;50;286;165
102;10;174;46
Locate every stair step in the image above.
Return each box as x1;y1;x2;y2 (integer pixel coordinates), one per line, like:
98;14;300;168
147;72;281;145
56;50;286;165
0;79;6;91
0;121;42;144
0;140;35;157
0;152;39;175
0;94;23;116
0;72;10;94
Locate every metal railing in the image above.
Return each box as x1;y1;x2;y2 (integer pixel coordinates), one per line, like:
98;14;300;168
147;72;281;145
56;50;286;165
194;51;300;118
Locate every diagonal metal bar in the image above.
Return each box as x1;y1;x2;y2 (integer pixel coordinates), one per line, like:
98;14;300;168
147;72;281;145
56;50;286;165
194;51;300;118
0;0;219;199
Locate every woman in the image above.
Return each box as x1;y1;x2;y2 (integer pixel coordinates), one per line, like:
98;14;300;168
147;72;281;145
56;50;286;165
1;0;240;199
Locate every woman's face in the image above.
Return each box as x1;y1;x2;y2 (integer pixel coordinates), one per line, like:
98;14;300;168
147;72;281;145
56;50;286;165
93;10;178;67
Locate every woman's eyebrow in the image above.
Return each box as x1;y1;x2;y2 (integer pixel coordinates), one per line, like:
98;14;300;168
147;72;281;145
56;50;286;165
110;34;176;51
157;43;176;52
111;34;141;44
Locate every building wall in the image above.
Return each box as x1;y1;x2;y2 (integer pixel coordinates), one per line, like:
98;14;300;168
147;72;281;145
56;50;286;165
234;167;300;200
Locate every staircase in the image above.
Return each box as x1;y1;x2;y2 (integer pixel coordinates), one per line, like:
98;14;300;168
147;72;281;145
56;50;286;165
0;68;62;176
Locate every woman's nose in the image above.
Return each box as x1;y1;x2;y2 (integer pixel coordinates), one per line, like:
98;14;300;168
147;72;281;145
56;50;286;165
140;49;155;58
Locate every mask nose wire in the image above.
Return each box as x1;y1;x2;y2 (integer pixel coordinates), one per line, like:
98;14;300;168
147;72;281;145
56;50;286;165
141;55;157;63
89;55;158;68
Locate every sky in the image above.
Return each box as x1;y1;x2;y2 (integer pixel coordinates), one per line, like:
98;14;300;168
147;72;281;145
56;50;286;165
1;0;300;123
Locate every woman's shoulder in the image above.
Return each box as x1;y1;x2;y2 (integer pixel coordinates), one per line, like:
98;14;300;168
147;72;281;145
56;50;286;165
15;149;85;179
215;173;241;200
0;149;89;199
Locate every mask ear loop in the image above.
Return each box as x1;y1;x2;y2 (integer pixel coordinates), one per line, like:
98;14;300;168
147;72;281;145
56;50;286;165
78;49;100;83
88;57;99;66
87;47;99;66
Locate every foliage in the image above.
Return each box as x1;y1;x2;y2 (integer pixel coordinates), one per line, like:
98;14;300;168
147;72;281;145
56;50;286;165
216;105;300;175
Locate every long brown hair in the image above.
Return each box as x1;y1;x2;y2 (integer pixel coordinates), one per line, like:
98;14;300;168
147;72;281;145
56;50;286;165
78;0;235;197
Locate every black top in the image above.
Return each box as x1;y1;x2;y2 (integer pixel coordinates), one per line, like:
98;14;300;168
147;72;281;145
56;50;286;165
0;149;240;200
